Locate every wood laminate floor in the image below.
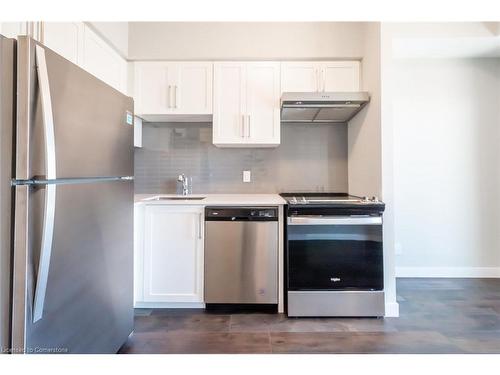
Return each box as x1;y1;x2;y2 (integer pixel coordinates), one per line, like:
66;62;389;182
119;278;500;354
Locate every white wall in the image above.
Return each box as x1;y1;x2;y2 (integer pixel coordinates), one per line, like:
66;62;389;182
393;58;500;277
128;22;366;60
390;22;500;59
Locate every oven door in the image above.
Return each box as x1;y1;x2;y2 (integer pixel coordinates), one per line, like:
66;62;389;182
287;215;383;291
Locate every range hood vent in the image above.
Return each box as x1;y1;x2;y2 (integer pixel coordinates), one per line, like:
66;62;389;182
280;92;370;123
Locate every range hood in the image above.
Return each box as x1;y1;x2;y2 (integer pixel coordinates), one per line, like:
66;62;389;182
280;92;370;123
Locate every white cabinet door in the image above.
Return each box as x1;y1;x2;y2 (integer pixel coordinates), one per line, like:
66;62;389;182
281;62;321;93
143;205;204;303
322;61;360;92
246;62;280;146
81;25;127;93
134;62;174;114
134;116;142;148
213;63;246;145
281;61;361;93
134;203;146;304
175;62;213;114
134;62;213;116
0;22;26;38
43;22;84;65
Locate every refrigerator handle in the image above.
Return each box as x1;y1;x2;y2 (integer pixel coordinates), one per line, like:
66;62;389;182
35;45;56;180
32;184;56;322
32;45;57;323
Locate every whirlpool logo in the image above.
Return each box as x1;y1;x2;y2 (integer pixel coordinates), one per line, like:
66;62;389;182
330;277;341;282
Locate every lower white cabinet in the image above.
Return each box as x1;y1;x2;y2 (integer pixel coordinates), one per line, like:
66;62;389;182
136;205;204;305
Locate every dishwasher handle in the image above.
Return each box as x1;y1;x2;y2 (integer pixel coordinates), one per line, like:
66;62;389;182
205;207;278;221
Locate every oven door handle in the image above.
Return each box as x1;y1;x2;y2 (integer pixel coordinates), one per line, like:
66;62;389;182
288;216;382;226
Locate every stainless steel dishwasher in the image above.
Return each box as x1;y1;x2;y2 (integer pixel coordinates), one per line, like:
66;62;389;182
204;207;278;305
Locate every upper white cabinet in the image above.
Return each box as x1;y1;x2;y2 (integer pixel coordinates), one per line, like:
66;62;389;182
81;26;128;94
280;62;320;92
212;63;246;143
35;23;128;94
177;64;213;114
246;63;281;144
133;62;213;119
281;61;360;93
0;22;32;39
322;61;361;92
141;205;204;304
133;62;175;115
43;22;84;65
213;62;280;147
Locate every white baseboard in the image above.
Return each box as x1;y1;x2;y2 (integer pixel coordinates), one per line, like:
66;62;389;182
396;267;500;278
134;302;205;309
385;302;400;317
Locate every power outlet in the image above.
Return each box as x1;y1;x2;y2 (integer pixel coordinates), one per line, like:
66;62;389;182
243;170;251;183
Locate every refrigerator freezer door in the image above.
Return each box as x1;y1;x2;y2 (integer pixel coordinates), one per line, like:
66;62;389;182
0;35;15;353
12;180;133;353
15;36;133;181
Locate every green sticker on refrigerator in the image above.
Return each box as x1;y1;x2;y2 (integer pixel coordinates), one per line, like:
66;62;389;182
126;111;133;125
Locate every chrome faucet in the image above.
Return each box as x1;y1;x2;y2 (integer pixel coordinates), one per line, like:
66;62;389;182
177;174;190;196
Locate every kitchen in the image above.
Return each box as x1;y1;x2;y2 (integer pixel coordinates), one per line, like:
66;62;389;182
1;15;500;362
133;56;382;313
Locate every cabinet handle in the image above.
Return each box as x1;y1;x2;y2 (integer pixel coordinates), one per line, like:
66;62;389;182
241;114;245;138
198;213;203;239
247;115;251;138
167;85;171;108
174;85;178;108
322;69;326;92
316;69;320;92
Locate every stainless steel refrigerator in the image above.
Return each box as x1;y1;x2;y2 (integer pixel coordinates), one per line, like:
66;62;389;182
0;35;134;354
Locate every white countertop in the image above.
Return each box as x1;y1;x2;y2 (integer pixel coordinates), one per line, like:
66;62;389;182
134;193;287;206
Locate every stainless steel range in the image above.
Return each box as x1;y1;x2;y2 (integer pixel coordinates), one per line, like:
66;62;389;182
281;193;385;317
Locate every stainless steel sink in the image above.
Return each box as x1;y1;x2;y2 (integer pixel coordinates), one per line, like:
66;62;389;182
149;196;206;201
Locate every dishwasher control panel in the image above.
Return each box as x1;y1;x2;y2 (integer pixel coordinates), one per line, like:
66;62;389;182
205;207;278;221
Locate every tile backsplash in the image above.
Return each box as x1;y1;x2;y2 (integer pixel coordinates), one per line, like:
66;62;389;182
134;122;348;194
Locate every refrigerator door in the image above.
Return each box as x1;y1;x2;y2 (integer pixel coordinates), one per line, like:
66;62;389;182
15;36;133;181
11;37;134;353
0;35;15;353
12;180;133;353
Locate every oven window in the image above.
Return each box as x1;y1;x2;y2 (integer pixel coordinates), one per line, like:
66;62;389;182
287;223;383;291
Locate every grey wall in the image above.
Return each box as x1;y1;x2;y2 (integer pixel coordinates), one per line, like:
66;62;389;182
349;23;382;198
134;122;348;194
128;22;366;61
